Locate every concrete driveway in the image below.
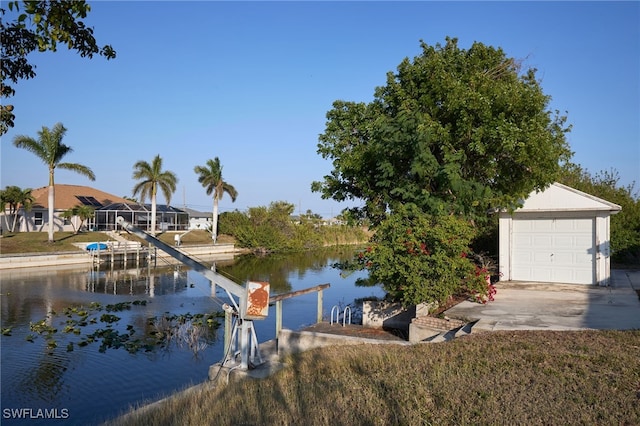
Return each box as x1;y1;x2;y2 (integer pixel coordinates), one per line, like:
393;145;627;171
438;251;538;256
444;270;640;331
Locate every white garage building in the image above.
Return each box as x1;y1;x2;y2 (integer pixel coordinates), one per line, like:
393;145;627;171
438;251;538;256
499;183;621;286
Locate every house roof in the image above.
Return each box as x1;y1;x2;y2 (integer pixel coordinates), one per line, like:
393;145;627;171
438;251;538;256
182;207;210;218
30;184;132;210
516;182;622;213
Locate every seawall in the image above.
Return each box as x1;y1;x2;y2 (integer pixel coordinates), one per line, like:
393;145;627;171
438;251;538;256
0;243;240;270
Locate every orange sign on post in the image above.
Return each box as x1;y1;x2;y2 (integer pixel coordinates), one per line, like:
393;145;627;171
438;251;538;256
244;281;270;319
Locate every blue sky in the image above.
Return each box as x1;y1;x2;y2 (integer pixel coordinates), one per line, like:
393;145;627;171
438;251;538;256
1;1;638;217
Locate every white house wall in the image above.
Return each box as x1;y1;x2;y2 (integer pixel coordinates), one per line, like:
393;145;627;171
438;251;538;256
189;217;211;230
2;209;80;233
595;214;612;286
0;214;12;233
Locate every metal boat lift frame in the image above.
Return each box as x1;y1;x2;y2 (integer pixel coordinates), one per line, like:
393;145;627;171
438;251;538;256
116;216;263;370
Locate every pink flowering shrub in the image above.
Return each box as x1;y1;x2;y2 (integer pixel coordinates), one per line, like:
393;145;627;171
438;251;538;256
353;204;490;308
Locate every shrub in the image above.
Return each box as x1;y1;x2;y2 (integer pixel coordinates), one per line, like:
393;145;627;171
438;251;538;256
218;204;368;253
355;204;487;308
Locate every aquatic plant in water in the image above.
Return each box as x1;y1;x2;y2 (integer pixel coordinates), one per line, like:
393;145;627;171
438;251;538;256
15;300;224;356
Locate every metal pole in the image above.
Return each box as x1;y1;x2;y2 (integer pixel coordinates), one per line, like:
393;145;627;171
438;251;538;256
317;289;324;323
224;310;232;359
239;321;250;370
276;300;283;338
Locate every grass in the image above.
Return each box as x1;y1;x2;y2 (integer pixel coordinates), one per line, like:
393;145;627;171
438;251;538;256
108;330;640;425
0;230;233;255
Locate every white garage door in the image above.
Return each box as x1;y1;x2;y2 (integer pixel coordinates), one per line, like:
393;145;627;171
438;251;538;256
511;217;595;284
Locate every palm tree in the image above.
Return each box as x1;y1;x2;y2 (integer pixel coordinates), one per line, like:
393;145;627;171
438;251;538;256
5;186;35;232
194;157;237;243
12;123;95;242
0;187;14;233
75;204;95;232
61;205;95;234
132;154;178;236
0;186;25;232
18;188;35;232
60;208;79;233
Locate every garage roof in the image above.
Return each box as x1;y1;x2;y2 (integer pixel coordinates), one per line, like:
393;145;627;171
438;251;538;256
517;182;622;213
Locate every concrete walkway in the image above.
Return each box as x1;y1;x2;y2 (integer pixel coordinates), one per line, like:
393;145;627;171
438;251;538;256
444;270;640;331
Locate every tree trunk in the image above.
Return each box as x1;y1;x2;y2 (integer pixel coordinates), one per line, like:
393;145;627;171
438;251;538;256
10;207;18;232
151;193;157;236
212;196;219;244
48;184;55;242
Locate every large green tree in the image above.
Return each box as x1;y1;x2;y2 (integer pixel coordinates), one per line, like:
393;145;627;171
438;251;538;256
313;37;572;226
132;154;178;236
1;1;116;135
194;157;237;243
312;38;573;306
13;123;95;242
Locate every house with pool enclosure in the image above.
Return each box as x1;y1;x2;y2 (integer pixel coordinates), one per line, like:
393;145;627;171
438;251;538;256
1;184;189;233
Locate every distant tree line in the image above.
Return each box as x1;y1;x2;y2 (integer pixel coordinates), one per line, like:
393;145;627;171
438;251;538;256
218;201;368;253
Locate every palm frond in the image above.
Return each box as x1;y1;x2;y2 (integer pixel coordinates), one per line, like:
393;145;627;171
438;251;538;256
57;163;96;181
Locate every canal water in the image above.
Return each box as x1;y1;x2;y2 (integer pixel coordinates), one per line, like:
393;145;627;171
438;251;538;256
1;248;383;425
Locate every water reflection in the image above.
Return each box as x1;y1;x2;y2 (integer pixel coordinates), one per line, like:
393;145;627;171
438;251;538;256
86;264;191;296
217;247;361;294
18;351;70;403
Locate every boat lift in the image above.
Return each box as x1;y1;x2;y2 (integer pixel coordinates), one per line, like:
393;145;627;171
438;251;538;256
116;217;269;370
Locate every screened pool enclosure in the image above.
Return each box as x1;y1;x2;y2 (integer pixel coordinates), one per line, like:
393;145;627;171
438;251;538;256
94;203;189;232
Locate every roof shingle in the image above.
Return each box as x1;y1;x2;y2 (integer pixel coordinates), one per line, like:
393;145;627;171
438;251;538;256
30;184;132;210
